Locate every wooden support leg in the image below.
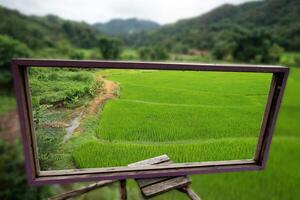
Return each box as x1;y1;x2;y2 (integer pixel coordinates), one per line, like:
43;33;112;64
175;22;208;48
120;179;127;200
178;186;201;200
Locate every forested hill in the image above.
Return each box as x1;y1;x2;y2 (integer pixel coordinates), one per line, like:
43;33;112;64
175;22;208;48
94;18;160;36
0;6;105;50
126;0;300;51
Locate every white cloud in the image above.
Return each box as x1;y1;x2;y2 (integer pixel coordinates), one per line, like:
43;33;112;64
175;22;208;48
0;0;250;24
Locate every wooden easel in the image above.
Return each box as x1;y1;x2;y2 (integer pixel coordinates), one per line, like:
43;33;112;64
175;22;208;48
49;155;201;200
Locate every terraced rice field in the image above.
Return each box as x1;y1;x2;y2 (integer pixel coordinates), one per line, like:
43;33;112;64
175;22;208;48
72;70;272;168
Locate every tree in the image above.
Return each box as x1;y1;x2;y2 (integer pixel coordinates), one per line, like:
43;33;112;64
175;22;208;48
0;35;31;87
212;30;284;64
153;46;169;60
138;47;152;60
268;44;284;63
98;37;123;60
212;40;236;61
56;40;84;59
138;46;169;61
232;30;283;63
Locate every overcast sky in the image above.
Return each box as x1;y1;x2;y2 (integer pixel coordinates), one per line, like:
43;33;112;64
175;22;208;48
0;0;251;24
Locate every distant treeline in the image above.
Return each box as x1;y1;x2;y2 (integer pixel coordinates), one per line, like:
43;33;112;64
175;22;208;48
125;0;300;62
1;0;300;86
0;6;102;49
0;6;124;87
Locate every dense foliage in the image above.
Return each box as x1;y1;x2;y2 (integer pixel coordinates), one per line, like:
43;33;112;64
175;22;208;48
0;6;101;50
0;35;31;86
29;68;100;108
28;68;101;170
138;46;169;61
0;6;124;88
98;37;123;59
126;0;300;57
212;29;284;63
0;140;52;200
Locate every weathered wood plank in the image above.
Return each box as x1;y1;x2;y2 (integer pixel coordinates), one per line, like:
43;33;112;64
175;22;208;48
40;159;256;177
135;160;173;188
137;177;172;188
48;180;115;200
48;155;200;200
141;176;190;197
128;155;170;167
131;155;192;198
178;186;201;200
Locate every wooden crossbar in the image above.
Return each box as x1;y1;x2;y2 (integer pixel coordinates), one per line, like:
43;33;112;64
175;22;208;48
49;180;115;200
48;155;201;200
130;155;201;200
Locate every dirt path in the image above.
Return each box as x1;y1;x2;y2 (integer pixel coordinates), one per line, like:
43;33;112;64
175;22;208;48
85;75;119;115
62;75;119;143
0;75;119;144
0;110;20;143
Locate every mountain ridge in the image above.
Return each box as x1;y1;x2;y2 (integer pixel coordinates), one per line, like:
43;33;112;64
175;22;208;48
0;5;106;50
94;18;160;36
126;0;300;51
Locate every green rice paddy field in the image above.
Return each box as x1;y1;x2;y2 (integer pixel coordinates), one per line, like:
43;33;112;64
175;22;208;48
30;66;300;199
72;70;272;168
70;67;300;200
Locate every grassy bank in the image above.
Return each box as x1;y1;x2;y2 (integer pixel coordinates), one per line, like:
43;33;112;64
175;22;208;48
28;67;102;170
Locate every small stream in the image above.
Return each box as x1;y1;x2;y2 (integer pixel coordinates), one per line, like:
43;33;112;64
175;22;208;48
63;111;83;143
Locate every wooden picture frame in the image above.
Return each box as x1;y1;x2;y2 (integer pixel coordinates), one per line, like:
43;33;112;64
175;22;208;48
11;59;289;185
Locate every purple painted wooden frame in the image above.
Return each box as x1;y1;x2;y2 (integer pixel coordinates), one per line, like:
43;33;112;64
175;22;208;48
11;59;289;185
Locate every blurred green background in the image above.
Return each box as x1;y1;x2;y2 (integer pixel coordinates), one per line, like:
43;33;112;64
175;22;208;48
0;0;299;199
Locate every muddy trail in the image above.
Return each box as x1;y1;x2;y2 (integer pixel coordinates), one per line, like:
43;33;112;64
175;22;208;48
85;75;119;115
0;75;119;144
0;110;20;143
63;75;119;142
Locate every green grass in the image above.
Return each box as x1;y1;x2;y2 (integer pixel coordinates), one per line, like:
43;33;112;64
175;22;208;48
28;67;103;170
151;137;300;200
70;70;272;167
74;68;300;200
29;67;100;107
73;138;257;168
36;126;66;169
275;67;300;138
50;143;300;200
280;52;300;67
97;101;264;142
